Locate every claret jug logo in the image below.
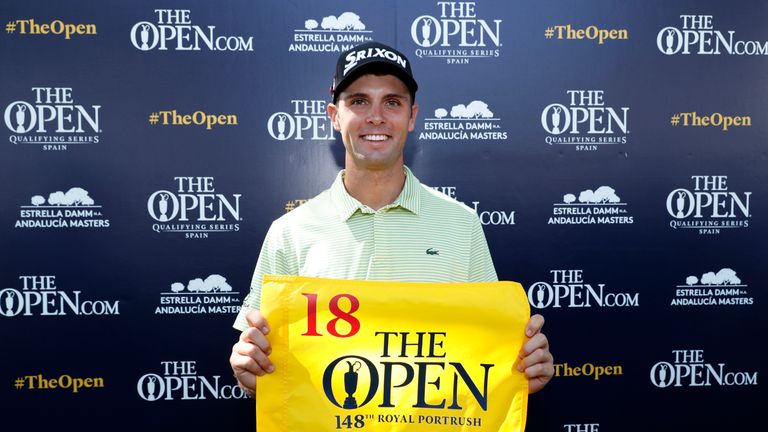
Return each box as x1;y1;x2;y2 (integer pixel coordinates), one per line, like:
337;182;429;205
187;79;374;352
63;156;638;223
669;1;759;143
267;99;333;141
549;186;633;225
527;270;640;309
411;1;502;64
130;9;253;52
0;275;120;318
137;361;248;401
650;349;758;388
147;176;242;238
672;268;753;307
15;187;109;229
666;175;751;235
290;11;373;53
658;15;768;56
420;100;508;141
155;274;241;315
323;356;376;410
542;90;629;150
4;87;101;150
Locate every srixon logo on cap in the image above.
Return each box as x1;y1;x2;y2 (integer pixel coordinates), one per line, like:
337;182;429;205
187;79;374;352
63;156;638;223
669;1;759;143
343;47;407;75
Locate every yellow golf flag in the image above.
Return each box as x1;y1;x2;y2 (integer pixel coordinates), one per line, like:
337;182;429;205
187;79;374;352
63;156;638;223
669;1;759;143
257;275;530;432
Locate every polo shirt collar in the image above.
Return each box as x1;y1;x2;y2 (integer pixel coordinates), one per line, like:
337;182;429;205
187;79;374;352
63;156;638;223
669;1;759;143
331;165;422;221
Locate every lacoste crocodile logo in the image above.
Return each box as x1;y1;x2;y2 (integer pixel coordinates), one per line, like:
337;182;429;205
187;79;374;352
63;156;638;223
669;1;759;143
426;248;439;255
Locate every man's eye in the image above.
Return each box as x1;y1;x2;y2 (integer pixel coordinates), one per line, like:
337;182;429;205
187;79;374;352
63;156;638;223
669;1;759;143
385;99;401;106
350;98;366;105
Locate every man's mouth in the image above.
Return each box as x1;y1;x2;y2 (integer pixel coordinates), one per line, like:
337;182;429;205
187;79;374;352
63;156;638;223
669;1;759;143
362;134;388;141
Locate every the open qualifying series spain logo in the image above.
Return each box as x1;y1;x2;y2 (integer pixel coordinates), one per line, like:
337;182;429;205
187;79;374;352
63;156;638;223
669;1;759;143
130;9;253;52
4;87;100;151
137;361;247;401
147;176;241;239
527;270;639;309
155;274;241;315
15;187;110;229
650;349;758;388
0;275;119;318
289;11;373;53
549;186;633;225
672;268;753;307
411;1;501;64
666;175;751;235
419;100;508;141
657;15;768;56
542;90;629;151
267;99;333;142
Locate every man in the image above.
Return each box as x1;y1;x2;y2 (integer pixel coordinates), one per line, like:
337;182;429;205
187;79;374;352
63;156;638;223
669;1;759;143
230;41;553;398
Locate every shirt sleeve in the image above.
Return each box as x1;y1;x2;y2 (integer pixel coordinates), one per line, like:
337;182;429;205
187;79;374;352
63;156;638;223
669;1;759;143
467;215;499;282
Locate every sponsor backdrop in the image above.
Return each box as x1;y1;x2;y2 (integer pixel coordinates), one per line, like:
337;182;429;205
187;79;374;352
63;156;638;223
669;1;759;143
1;0;764;430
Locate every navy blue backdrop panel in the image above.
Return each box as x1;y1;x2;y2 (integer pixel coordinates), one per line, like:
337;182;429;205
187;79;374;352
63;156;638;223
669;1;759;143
1;0;765;431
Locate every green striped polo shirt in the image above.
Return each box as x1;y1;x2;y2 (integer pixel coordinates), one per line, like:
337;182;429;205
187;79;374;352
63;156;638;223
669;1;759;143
233;165;497;331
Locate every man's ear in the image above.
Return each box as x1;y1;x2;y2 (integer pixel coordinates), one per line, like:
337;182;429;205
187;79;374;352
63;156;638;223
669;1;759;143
408;103;419;132
327;103;341;132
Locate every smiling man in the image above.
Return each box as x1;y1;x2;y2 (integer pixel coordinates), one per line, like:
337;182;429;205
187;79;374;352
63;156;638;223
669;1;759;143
230;41;553;398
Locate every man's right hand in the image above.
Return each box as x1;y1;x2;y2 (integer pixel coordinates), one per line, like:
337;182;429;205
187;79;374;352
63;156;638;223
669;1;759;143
230;310;275;396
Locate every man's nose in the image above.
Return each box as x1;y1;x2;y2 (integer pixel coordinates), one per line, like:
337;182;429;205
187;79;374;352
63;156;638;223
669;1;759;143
367;104;384;125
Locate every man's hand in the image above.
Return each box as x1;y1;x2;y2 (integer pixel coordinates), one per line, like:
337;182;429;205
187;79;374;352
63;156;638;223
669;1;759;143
516;314;554;394
230;310;275;396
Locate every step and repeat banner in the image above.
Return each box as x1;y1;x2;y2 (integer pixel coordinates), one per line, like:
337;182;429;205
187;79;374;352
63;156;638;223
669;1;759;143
1;0;765;430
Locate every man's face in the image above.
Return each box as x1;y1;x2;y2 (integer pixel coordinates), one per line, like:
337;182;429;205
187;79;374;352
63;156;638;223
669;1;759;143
328;74;419;171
